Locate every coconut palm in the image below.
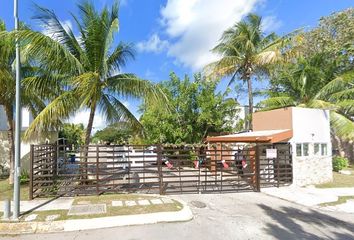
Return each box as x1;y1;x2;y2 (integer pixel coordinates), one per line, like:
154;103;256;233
205;14;298;130
259;56;354;140
0;20;48;183
7;1;165;145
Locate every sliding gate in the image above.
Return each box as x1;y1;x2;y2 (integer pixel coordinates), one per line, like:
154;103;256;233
29;143;292;199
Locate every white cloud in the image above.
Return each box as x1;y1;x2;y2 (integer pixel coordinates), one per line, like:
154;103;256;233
69;109;106;133
136;34;169;53
159;0;260;70
261;15;283;33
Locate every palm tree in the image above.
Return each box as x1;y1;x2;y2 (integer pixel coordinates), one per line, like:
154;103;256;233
7;1;165;145
205;14;297;130
0;21;47;183
259;56;354;140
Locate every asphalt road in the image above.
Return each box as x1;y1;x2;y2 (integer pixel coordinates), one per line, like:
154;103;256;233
2;192;354;240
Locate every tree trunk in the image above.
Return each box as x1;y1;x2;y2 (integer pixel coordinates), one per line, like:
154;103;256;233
81;105;96;181
246;75;253;131
5;104;15;184
84;105;96;146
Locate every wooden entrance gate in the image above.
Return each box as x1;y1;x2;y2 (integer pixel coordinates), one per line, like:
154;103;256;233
29;143;292;199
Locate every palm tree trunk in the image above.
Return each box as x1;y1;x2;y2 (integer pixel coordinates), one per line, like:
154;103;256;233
4;104;15;184
84;105;96;146
81;105;96;181
246;76;253;131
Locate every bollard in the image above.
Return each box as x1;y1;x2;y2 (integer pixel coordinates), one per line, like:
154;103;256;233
3;199;11;220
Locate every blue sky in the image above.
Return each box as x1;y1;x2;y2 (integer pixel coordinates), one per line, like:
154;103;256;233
1;0;353;130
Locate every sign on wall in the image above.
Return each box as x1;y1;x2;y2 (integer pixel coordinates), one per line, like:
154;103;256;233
266;149;277;159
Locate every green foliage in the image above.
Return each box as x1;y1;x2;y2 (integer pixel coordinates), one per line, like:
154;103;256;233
205;13;298;129
92;122;137;144
59;123;85;148
140;72;239;144
20;169;29;184
2;1;166;144
302;8;354;71
259;9;354;141
333;156;349;172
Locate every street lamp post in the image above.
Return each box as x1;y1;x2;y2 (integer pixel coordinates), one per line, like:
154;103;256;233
13;0;22;220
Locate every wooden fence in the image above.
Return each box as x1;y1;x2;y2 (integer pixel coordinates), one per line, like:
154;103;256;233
29;143;292;199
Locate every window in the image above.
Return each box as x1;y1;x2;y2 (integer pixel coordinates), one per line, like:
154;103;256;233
296;143;309;157
303;143;309;156
296;144;302;157
321;143;327;156
314;143;320;156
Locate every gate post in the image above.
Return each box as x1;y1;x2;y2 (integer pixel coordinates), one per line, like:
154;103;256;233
255;145;261;192
29;144;34;200
53;143;57;178
157;144;164;195
96;145;99;195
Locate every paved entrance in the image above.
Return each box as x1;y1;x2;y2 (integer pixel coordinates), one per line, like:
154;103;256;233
12;192;354;240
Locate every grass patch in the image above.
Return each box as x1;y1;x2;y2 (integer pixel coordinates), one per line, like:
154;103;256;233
73;193;158;205
1;194;183;222
319;196;354;207
0;179;29;201
316;166;354;188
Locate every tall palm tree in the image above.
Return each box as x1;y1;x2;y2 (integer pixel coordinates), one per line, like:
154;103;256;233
8;1;165;145
0;20;47;183
259;56;354;140
205;14;297;130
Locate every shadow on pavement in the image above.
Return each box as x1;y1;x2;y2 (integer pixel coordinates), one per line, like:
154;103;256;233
258;204;354;240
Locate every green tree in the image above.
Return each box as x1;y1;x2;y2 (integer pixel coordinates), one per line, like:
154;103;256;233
140;72;238;144
92;122;136;144
59;123;85;148
205;14;297;130
0;20;48;183
6;1;165;145
302;8;353;71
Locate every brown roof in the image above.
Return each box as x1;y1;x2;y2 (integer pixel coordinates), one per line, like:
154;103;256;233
206;129;293;143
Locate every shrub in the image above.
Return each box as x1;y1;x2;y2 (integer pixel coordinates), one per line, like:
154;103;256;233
20;169;29;184
332;156;349;172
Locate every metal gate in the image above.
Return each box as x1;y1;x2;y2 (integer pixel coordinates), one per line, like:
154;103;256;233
29;143;292;199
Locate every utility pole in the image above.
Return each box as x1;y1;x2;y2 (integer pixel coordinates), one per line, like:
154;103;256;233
13;0;22;220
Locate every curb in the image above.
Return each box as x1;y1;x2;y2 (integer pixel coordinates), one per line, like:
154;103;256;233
0;198;193;235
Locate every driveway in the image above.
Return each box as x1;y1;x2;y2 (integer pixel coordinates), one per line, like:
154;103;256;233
2;192;354;240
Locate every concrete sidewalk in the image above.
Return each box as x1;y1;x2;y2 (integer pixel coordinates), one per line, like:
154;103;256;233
0;198;74;212
0;195;193;234
262;186;354;213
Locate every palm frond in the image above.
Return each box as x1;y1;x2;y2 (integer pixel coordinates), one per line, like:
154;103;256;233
106;74;167;104
106;42;135;75
330;111;354;140
258;96;295;110
315;71;354;100
32;4;85;60
99;94;143;131
23;91;80;141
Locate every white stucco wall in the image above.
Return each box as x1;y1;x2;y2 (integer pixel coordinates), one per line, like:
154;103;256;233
289;107;332;186
0;105;33;131
0;105;57;175
291;107;331;143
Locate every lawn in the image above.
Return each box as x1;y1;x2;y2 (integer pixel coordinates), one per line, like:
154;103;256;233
319;195;354;207
316;166;354;188
0;179;29;201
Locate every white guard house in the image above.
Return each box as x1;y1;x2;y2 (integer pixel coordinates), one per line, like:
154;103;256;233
207;107;333;186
